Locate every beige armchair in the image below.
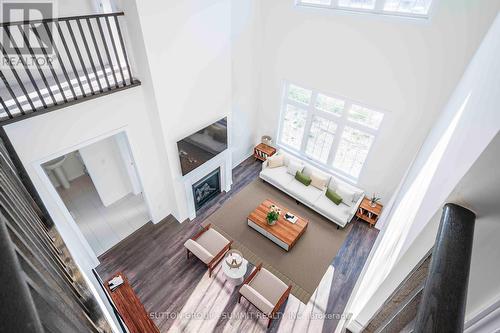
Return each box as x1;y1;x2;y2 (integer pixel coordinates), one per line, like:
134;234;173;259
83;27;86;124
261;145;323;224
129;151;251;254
184;224;232;277
238;263;292;328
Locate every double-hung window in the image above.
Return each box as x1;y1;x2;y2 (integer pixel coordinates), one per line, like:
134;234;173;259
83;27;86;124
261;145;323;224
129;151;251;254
296;0;434;18
278;83;384;181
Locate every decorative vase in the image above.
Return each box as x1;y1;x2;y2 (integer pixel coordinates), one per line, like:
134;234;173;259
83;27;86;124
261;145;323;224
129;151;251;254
261;135;273;146
225;250;244;269
370;201;377;208
267;218;277;226
267;204;280;225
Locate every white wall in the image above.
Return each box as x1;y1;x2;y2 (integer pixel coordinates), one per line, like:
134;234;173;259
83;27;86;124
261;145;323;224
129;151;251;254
4;85;175;242
3;86;175;333
255;0;500;204
3;3;178;331
345;12;500;332
46;151;86;187
57;0;95;16
349;132;500;331
131;0;232;221
115;132;142;195
79;136;132;206
351;208;440;330
230;0;263;167
457;133;500;325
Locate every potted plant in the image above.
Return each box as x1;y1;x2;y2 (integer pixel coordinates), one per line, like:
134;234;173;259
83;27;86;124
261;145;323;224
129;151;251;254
267;205;280;225
370;194;381;208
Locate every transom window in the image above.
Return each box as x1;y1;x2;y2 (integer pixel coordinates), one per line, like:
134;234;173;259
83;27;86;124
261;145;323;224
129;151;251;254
297;0;434;18
278;83;384;180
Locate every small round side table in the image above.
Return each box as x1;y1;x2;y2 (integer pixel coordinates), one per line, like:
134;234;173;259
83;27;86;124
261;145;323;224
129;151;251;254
222;252;248;285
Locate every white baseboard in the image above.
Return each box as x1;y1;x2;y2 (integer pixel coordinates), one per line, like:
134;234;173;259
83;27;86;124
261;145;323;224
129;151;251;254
465;296;500;333
346;318;365;333
232;149;254;168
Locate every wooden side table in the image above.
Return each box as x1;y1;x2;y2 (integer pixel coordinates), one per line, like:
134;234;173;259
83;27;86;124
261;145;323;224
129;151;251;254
356;197;383;227
253;143;276;161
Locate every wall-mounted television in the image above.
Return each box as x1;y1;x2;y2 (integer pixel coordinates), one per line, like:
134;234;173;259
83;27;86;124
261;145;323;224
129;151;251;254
177;117;228;176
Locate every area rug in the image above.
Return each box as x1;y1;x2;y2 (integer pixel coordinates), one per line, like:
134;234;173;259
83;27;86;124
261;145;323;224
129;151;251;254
204;179;352;304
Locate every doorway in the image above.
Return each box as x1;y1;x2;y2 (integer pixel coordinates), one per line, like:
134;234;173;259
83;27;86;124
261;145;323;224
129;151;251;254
42;132;150;256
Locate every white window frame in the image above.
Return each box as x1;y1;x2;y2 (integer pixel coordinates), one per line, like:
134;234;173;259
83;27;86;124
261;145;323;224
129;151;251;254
277;82;384;183
295;0;436;20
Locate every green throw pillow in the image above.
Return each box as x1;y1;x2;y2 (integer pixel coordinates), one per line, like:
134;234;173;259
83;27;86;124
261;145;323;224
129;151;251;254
295;171;312;186
326;188;343;205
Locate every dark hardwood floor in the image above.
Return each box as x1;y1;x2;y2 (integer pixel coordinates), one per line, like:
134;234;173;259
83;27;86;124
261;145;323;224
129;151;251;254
96;157;378;332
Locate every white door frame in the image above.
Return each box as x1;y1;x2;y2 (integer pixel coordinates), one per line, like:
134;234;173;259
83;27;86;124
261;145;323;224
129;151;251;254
115;133;142;195
33;127;153;264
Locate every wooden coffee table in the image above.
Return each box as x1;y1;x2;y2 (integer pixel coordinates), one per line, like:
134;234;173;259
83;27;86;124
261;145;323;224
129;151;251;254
247;199;308;251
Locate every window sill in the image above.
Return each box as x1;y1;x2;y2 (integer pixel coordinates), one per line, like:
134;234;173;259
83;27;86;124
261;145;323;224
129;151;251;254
294;3;431;22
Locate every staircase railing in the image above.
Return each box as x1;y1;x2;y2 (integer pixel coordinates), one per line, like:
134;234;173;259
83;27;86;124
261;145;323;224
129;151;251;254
414;203;476;332
361;203;476;333
0;12;140;123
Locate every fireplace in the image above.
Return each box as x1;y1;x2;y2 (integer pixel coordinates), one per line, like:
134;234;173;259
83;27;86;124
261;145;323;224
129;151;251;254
192;168;221;211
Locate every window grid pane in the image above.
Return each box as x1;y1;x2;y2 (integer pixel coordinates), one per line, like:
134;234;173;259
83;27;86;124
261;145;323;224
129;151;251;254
383;0;432;14
338;0;376;9
279;83;384;180
280;104;308;150
316;94;345;117
298;0;332;6
332;126;374;178
288;84;313;105
306;116;337;163
298;0;433;17
348;104;384;130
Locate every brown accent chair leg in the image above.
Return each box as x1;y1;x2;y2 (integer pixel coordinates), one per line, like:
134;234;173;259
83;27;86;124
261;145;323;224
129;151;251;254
238;295;242;303
186;249;190;259
209;266;212;278
267;317;272;328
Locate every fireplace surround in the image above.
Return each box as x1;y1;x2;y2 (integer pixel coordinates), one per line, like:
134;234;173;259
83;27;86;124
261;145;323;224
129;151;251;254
192;168;221;211
181;149;232;220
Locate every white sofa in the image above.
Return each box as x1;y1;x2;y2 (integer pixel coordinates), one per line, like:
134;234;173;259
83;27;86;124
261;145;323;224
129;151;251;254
259;151;364;228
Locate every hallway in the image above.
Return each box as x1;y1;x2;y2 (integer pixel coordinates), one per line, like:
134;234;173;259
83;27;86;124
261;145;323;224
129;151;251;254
57;174;150;256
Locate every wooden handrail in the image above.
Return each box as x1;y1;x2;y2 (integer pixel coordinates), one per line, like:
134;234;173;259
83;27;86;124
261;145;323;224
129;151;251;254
0;12;125;27
414;203;476;333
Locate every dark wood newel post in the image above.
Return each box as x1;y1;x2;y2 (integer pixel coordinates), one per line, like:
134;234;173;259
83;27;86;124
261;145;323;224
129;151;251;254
414;203;476;333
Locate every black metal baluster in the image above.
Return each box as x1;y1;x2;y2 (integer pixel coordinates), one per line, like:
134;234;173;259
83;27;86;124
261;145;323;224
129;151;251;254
30;24;68;103
95;17;118;88
76;19;103;93
0;43;36;112
0;70;25;115
113;16;133;85
105;16;126;86
3;26;47;109
42;22;77;101
56;22;86;98
0;12;139;124
85;18;110;90
0;95;12;119
65;21;95;95
18;25;58;106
